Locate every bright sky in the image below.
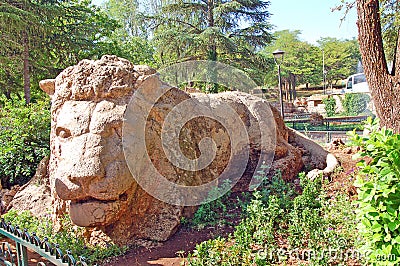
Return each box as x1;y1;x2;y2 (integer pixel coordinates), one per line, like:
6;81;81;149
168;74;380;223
269;0;358;44
92;0;358;45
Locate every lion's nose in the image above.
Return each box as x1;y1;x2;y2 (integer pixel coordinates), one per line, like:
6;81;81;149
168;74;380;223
55;133;105;200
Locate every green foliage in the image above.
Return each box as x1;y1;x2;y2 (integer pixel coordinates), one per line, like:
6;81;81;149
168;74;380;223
188;172;357;265
2;210;126;265
323;96;337;117
318;37;360;86
151;0;274;90
101;0;156;67
2;210;49;237
262;30;321;91
191;180;232;229
103;0;147;38
380;0;400;61
342;93;371;116
349;118;400;265
262;32;360;91
0;0;119;100
0;99;50;188
100;36;156;67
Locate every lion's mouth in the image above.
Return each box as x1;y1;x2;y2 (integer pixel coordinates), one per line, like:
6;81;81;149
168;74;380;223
70;192;129;204
68;192;129;227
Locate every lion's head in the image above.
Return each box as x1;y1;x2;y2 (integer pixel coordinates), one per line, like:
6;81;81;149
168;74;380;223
40;55;157;227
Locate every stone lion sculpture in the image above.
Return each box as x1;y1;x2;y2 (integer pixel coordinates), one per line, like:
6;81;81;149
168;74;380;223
38;55;304;245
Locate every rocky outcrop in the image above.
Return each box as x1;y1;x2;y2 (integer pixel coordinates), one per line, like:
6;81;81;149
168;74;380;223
10;55;308;246
288;130;339;179
7;156;52;217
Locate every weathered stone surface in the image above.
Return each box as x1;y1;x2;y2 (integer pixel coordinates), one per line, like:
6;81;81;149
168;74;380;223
34;55;307;246
7;156;52;217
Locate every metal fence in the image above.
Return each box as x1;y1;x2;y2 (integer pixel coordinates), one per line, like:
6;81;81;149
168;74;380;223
285;115;370;143
0;218;88;266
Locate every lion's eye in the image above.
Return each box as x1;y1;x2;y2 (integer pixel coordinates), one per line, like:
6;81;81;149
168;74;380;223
56;127;71;138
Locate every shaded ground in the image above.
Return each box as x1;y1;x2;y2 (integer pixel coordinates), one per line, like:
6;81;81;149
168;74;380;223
101;143;359;266
101;191;250;266
102;228;216;266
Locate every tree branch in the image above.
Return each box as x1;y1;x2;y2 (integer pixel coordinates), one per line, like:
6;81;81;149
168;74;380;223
393;28;400;76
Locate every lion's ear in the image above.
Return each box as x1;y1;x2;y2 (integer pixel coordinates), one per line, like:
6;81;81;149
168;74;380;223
39;79;55;96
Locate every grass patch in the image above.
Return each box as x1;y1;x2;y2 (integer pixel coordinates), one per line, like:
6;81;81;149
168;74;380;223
187;172;358;265
2;210;127;265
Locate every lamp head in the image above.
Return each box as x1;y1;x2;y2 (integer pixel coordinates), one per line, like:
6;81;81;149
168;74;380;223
272;49;285;65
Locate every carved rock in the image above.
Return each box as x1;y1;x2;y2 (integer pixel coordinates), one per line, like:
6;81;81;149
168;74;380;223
29;55;307;245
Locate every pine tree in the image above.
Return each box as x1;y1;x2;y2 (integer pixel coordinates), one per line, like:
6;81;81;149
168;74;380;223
0;0;117;102
0;0;46;103
152;0;273;91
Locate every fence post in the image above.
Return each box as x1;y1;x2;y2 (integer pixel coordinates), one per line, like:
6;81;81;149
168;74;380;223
326;132;332;143
16;242;28;266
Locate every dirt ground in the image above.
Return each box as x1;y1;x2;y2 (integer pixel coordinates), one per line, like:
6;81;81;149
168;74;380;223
100;142;359;266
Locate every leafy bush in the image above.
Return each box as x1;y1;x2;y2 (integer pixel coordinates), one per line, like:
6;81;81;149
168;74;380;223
342;93;370;116
191;180;232;229
188;172;357;265
0;99;50;188
2;210;126;265
323;96;336;117
349;118;400;265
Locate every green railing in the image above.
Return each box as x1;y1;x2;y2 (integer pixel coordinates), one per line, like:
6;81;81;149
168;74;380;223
0;218;88;266
285;115;370;131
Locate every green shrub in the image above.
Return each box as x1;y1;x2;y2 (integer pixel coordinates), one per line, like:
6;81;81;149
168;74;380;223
349;118;400;265
342;93;370;116
188;172;357;265
323;96;336;117
0;99;50;188
2;210;126;265
191;180;232;228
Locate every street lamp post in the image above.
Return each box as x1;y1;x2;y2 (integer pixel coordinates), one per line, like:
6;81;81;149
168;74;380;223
273;49;285;119
322;49;326;94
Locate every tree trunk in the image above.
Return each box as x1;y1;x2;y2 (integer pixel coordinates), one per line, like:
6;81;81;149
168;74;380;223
206;0;218;93
293;75;297;100
357;0;400;132
285;81;289;101
288;74;293;102
4;89;11;100
288;73;297;102
207;0;216;62
22;31;31;104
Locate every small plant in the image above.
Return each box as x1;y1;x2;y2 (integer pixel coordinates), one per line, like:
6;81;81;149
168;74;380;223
188;172;358;265
190;180;232;228
349;117;400;265
323;96;336;117
2;211;126;265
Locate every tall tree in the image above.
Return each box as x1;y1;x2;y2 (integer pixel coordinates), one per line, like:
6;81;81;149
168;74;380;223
318;37;360;88
0;0;117;102
101;0;156;66
0;0;48;103
262;30;338;100
103;0;148;38
151;0;273;91
356;0;400;132
262;30;322;101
